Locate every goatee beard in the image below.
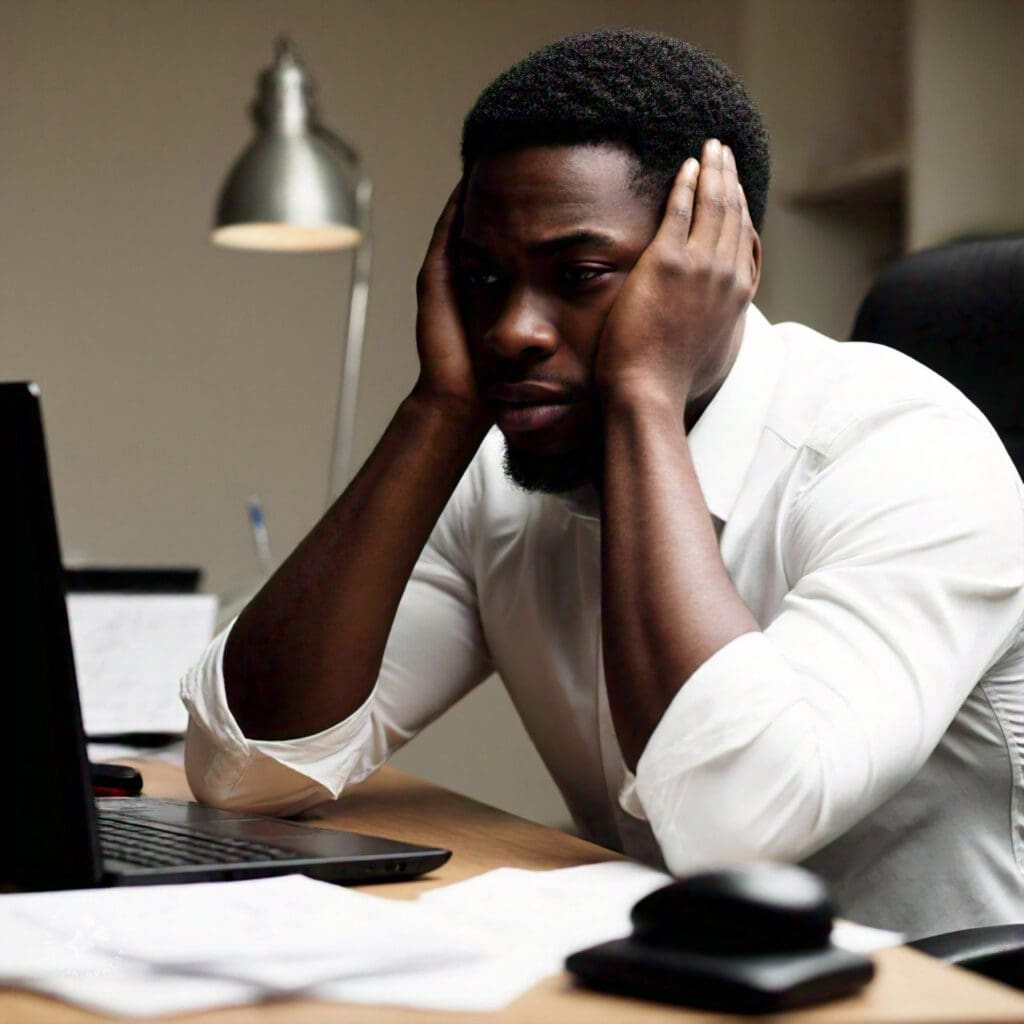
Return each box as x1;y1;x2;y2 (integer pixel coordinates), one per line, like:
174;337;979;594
502;438;603;494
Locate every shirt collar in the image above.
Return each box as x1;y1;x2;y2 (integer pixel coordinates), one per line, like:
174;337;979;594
558;305;782;524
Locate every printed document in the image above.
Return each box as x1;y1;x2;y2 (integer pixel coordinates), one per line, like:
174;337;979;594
66;593;217;735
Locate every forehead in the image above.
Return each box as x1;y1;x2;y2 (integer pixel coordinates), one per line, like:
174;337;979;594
461;144;657;244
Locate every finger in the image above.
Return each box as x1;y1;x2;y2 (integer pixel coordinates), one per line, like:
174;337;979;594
688;138;728;250
427;182;463;264
739;181;754;234
418;182;462;296
653;157;700;247
736;181;757;291
715;144;745;264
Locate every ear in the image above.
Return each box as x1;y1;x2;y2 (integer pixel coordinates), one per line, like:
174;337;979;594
749;230;762;299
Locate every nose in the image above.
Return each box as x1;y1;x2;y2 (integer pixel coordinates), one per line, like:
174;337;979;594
482;287;559;364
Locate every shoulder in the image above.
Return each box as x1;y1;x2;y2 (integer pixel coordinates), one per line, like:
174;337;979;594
764;323;1022;579
761;319;1023;568
767;320;999;459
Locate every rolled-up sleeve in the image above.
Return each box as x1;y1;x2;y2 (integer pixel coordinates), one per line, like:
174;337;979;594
182;472;493;816
622;406;1024;873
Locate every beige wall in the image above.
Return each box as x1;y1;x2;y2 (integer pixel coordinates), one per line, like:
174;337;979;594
745;0;1024;336
909;0;1024;250
740;0;908;340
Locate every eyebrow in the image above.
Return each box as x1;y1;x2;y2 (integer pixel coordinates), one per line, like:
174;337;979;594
458;229;620;258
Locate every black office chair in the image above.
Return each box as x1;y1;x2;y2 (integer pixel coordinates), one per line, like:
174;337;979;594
850;237;1024;989
851;236;1024;475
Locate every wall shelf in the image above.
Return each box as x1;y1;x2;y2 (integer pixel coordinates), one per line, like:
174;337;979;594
789;147;907;209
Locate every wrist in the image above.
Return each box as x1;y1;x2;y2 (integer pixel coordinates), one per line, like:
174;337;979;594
599;374;687;423
403;384;493;438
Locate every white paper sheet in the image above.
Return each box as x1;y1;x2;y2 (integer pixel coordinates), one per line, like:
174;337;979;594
0;863;906;1018
832;918;904;952
316;861;671;1012
66;593;217;735
0;875;476;1017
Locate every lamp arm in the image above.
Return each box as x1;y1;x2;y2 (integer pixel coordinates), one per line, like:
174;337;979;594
328;174;373;502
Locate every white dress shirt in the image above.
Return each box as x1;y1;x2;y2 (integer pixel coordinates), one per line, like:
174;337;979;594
183;306;1024;939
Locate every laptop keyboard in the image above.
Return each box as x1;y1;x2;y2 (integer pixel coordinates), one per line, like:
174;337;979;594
98;810;299;868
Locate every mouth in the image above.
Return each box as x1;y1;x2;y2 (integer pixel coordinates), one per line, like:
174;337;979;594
492;402;575;434
484;382;579;436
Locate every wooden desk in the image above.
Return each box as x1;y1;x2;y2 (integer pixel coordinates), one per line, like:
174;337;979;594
5;762;1024;1023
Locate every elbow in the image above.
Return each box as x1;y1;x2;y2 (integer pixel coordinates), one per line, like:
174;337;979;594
183;718;246;810
642;705;843;874
662;764;829;876
184;719;330;817
658;774;830;876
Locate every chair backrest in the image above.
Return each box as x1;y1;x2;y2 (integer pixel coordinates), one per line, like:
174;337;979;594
850;238;1024;473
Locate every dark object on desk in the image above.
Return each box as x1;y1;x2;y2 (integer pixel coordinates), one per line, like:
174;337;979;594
909;926;1024;992
851;238;1024;993
566;863;874;1014
90;763;143;797
1;381;451;892
851;236;1024;475
64;566;203;593
631;861;833;954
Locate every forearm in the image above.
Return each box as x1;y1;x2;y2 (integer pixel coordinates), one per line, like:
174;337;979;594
224;391;489;740
601;385;758;769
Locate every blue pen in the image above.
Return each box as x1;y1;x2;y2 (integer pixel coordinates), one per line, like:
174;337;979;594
246;496;274;576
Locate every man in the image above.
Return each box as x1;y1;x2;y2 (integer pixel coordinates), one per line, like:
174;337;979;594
183;30;1024;938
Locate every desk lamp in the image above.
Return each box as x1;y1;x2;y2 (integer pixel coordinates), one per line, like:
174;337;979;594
212;38;371;502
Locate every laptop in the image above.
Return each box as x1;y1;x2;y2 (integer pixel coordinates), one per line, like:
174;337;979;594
0;381;451;891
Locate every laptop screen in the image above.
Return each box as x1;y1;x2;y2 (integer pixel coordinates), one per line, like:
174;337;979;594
0;382;103;890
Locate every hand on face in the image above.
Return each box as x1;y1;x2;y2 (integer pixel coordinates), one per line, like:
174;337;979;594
595;139;760;413
412;183;491;422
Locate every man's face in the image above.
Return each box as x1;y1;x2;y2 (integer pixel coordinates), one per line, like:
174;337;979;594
457;144;660;493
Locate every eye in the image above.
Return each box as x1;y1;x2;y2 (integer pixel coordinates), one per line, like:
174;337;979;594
560;264;611;289
459;264;501;289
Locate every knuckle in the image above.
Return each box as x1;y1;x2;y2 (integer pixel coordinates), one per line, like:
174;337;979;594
699;190;727;216
686;252;712;278
675;179;698;202
729;265;754;298
718;268;739;292
712;258;736;284
653;250;690;277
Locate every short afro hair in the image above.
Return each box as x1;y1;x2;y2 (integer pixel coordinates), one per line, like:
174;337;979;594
461;28;770;231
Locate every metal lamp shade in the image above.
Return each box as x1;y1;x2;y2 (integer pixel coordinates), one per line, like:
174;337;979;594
213;130;361;251
212;39;361;252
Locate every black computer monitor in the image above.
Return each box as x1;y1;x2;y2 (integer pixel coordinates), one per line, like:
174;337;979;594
1;382;103;889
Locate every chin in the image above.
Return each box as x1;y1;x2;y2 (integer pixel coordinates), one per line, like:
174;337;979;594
503;438;603;494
